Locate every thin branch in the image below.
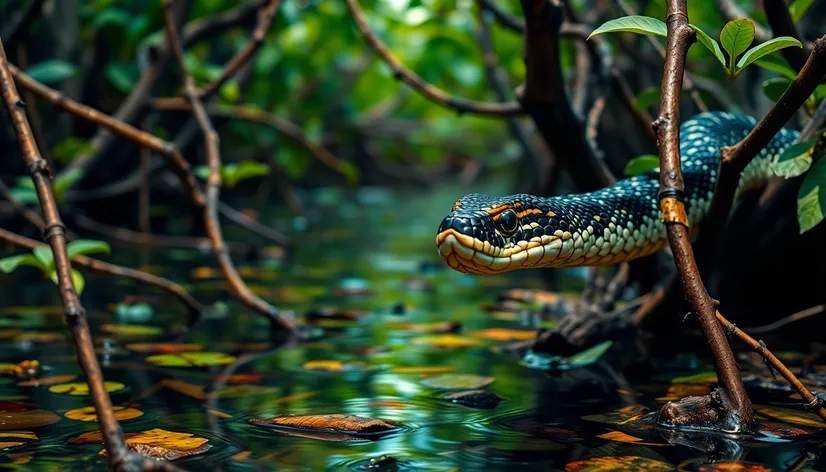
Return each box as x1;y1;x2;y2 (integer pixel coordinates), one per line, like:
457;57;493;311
195;0;282;99
717;312;826;422
741;304;826;335
9;64;206;208
162;1;296;332
652;0;753;429
345;0;522;117
0;227;206;319
0;37;181;472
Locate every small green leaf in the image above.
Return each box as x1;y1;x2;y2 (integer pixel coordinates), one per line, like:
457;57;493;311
588;16;667;40
798;157;826;233
91;8;130;29
774;138;817;178
736;37;803;72
48;269;86;295
633;87;660;112
720;18;756;70
762;77;792;103
193;166;210;181
104;63;138;94
0;254;42;273
26;60;78;84
337;160;360;185
33;246;54;271
689;24;726;68
789;0;815;22
219;80;241;103
567;341;614;367
624;155;661;176
53;169;85;202
753;55;798;79
226;160;270;188
66;240;111;259
51;138;98;165
9;187;38;205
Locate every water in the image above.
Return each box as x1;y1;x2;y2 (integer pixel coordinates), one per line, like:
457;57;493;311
0;185;823;471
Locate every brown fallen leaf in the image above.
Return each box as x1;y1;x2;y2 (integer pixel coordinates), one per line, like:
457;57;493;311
119;442;212;461
250;414;398;434
93;428;211;461
565;455;673;471
695;462;773;471
596;430;673;447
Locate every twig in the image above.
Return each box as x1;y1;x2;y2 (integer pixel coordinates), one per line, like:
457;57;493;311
519;0;615;192
9;64;206;208
13;44;54;170
652;0;753;429
345;0;522;117
0;227;206;318
195;0;282;99
0;37;181;472
764;0;813;72
717;312;826;422
699;37;826;266
477;0;524;33
741;304;826;335
162;1;296;332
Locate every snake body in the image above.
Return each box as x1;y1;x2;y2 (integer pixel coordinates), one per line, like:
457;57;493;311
435;112;798;275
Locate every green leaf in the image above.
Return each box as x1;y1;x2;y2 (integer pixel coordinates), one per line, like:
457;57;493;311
753;55;798;79
633;87;660;112
720;18;756;70
104;63;138;94
48;269;86;295
219;80;240;103
689;24;726;68
91;7;130;29
798;157;826;233
736;37;803;72
9;187;38;205
587;16;667;40
0;254;43;273
33;246;54;271
567;341;614;367
66;240;111;259
789;0;815;22
26;60;78;84
337;160;360;185
774;138;817;178
225;161;270;188
53;169;85;202
762;77;792;103
193;166;210;181
51;137;98;165
624;155;661;176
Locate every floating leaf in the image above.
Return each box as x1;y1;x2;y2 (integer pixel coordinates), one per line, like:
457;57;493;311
421;374;494;390
391;321;462;333
468;328;536;341
65;406;143;422
250;414;398;434
443;390;503;409
26;60;78;84
390;366;457;375
624;155;660;176
17;374;77;387
582;405;648;425
565;455;673;471
102;429;210;460
0;431;36;440
146;352;237;367
596;430;673;447
754;404;826;428
0;402;60;429
49;381;125;396
588;16;667;39
410;334;480;348
100;324;163;337
126;343;203;354
690;24;726;67
721;18;756;68
736;37;803;73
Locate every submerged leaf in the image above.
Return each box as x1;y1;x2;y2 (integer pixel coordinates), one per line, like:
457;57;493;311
670;371;718;384
523;341;613;370
421;374;494;390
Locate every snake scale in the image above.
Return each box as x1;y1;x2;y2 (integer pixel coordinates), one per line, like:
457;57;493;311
435;111;798;274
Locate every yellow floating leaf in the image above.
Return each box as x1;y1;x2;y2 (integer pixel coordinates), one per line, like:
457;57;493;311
390;366;457;375
5;452;32;465
97;428;212;460
468;328;537;341
410;335;481;348
65;406;143;422
754;404;826;428
389;321;462;333
565;455;673;471
303;360;344;371
0;442;22;449
232;450;252;460
17;374;77;387
0;364;15;375
190;267;221;279
100;324;163;337
596;430;673;447
126;343;203;354
0;329;22;340
49;381;125;396
146;352;237;367
0;431;37;440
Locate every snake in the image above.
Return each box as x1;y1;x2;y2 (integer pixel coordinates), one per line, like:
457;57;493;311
435;111;799;275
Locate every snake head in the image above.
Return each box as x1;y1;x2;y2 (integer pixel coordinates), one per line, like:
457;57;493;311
436;193;564;274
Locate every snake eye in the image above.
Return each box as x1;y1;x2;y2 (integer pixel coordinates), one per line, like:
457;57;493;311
497;209;519;235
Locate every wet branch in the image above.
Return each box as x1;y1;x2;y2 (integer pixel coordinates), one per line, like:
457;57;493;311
0;227;206;319
162;0;296;332
0;38;180;472
345;0;522;117
652;0;754;429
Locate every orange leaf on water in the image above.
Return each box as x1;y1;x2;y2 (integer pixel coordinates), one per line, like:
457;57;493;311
565;455;673;471
468;329;537;341
126;343;203;354
250;414;398;433
596;430;673;447
410;335;480;348
65;406;143;422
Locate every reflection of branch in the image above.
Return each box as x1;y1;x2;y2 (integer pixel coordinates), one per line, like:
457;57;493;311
0;38;180;472
652;0;753;429
196;0;282;99
0;227;206;318
717;312;826;422
162;1;296;332
345;0;522;117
